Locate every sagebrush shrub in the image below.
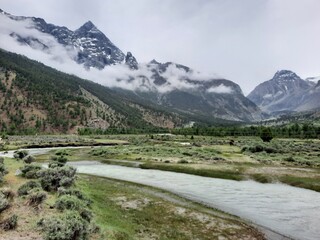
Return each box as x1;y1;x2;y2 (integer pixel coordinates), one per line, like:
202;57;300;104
0;163;8;182
23;155;35;164
38;166;76;192
50;155;68;167
26;188;47;207
20;164;42;179
55;195;84;211
38;211;89;240
0;192;9;213
17;181;41;196
0;188;15;199
58;188;92;206
0;214;18;230
13;150;29;159
55;195;93;222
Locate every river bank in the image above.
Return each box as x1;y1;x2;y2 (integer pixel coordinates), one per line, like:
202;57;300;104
1;155;265;240
69;161;320;240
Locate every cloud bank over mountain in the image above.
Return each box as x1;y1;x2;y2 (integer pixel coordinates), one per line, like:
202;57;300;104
0;13;223;93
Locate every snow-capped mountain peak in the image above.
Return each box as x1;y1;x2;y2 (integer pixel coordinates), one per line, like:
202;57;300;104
248;70;320;113
77;21;96;31
0;9;265;122
273;70;300;82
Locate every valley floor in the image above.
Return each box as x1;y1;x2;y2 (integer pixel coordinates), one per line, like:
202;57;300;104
1;134;319;239
25;134;320;192
0;156;264;240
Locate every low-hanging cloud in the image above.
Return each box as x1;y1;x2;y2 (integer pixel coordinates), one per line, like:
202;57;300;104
207;84;233;94
1;0;320;95
0;13;223;94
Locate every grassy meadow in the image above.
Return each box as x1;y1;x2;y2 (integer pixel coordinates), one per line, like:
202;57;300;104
28;134;320;192
0;146;265;239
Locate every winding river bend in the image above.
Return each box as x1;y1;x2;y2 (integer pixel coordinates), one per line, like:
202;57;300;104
2;148;320;240
68;162;320;240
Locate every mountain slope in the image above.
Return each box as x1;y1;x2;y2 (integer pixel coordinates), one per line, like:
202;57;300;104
113;60;264;122
248;70;320;113
0;9;264;123
0;49;182;134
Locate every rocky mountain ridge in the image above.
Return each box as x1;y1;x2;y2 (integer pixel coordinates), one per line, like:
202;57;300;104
0;9;265;122
0;9;128;69
248;70;320;114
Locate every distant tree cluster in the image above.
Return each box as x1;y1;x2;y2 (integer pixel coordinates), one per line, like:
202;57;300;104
78;126;169;135
171;123;320;139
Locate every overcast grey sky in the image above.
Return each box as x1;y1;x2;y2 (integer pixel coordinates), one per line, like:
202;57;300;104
1;0;320;94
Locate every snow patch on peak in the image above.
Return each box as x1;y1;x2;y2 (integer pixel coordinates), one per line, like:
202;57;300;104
263;93;273;99
273;70;300;82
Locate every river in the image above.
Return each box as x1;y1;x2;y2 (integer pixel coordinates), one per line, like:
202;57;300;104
69;161;320;240
2;148;320;240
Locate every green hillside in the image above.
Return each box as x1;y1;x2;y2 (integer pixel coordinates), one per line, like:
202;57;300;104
0;49;182;134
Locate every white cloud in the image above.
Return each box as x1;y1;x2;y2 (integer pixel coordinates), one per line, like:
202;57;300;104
1;0;320;95
0;13;225;94
207;84;233;94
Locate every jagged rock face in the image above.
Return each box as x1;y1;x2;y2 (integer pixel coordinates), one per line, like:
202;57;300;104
248;70;320;113
2;10;125;69
72;21;125;69
125;52;138;70
116;60;263;122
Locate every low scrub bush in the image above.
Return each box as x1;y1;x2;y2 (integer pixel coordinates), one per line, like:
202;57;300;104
242;145;278;154
13;150;29;159
48;162;60;169
55;195;93;222
0;163;7;174
264;147;278;154
38;211;89;240
55;150;70;156
50;155;68;167
284;156;295;162
23;155;35;164
0;192;9;213
59;177;74;188
182;152;192;157
177;159;188;164
0;163;8;182
249;145;264;153
26;188;47;208
17;181;41;196
58;188;92;206
0;214;18;231
0;188;15;199
0;157;4;164
38;166;76;192
55;195;85;212
20;164;42;179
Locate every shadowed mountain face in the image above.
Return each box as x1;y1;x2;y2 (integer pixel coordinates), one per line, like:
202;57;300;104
0;49;184;133
0;9;264;123
248;70;320;114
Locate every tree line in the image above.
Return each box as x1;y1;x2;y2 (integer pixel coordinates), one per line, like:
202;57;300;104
77;123;320;139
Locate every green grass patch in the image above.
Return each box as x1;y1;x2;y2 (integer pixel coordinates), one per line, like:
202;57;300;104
140;163;244;181
250;174;273;184
76;174;262;240
279;175;320;192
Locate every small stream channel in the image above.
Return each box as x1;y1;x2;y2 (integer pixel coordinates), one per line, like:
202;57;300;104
1;147;320;240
